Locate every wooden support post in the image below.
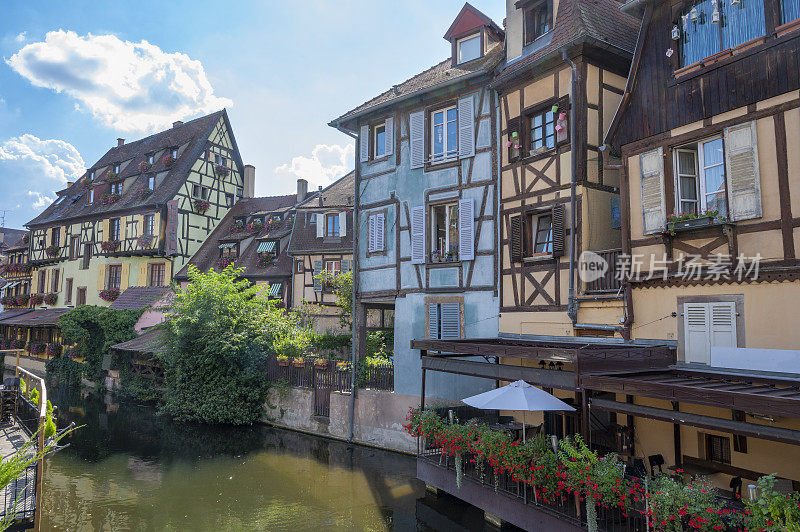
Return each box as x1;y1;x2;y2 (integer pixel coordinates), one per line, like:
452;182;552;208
15;349;20;377
581;390;590;444
626;394;635;457
672;401;682;467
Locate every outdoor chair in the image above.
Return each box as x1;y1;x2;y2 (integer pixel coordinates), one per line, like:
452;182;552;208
730;476;742;499
648;454;665;476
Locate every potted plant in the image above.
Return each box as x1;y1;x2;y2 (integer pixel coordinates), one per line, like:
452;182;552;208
29;293;44;305
314;358;330;370
101;192;122;205
215;164;230;177
194;199;210;214
664;209;722;235
138;161;152;172
276;354;290;367
431;250;441;263
162;154;176;167
101;240;121;253
292;356;305;368
44;293;57;305
99;288;120;302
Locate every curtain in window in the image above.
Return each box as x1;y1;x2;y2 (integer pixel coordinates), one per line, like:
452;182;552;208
682;0;721;66
722;0;765;49
782;0;800;23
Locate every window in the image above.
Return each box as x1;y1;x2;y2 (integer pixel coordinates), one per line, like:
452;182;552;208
431;106;458;161
89;189;95;204
76;287;86;306
214;153;228;167
148;154;154;165
113;164;120;174
681;300;738;365
532;213;553;255
143;214;155;236
679;0;765;67
106;264;122;290
51;227;60;248
225;193;234;207
430;203;459;260
426;300;462;339
109;218;121;241
374;124;386;158
171;148;178;159
705;434;731;464
457;33;481;63
236;186;243;199
192;184;209;200
147;175;155;191
51;269;60;293
325;213;340;238
529;108;556;154
38;270;46;294
82;243;92;269
368;212;386;253
110;182;123;195
524;0;553;44
70;236;80;260
673;137;727;218
295;259;303;273
65;279;73;304
89;170;94;181
783;0;800;23
148;263;165;287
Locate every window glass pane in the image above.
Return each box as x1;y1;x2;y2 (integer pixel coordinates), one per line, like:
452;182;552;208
433;124;444;156
681;0;721;65
433;205;447;253
678;151;696;174
446;120;458;155
447;204;459;253
534;214;553;253
433;111;443;126
783;0;800;22
458;35;481;63
680;176;699;201
702;138;724;166
375;127;386;157
722;0;765;50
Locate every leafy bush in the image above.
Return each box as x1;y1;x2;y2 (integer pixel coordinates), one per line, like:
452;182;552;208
46;356;83;387
745;473;800;531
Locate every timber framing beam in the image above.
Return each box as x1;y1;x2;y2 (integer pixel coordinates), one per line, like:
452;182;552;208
421;356;577;390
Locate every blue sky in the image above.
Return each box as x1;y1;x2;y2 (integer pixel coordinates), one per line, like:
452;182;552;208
0;0;505;229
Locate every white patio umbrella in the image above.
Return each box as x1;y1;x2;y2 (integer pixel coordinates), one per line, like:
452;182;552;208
461;380;575;442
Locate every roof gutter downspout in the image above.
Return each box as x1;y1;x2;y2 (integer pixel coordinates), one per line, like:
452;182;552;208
562;49;580;326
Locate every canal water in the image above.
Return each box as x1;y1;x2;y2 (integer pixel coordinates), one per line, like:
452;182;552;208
41;385;504;531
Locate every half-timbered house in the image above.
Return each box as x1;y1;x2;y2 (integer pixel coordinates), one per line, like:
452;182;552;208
330;3;502;399
287;173;354;334
24;110;248;310
597;0;800;490
0;232;31;310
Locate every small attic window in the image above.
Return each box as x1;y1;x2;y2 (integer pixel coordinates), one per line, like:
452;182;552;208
457;33;481;63
524;0;553;45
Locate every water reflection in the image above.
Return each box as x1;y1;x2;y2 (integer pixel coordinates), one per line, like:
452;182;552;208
41;386;497;531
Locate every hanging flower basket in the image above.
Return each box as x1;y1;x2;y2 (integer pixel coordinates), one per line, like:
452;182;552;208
215;164;230;177
43;293;57;305
101;192;122;205
314;358;330;370
101;240;121;253
29;293;44;305
277;355;290;367
138;161;152;172
292;357;305;368
15;294;29;307
194;199;210;214
247;219;264;233
137;234;155;249
45;245;60;258
99;288;120;302
163;154;176;167
106;170;118;180
216;257;235;269
257;254;274;268
229;220;245;234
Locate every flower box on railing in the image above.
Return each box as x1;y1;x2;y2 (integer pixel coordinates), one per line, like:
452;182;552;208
215;164;230;177
194;199;210;214
43;293;57;305
138;161;152;172
101;240;121;253
45;245;60;258
314;359;330;370
292;357;305;368
162;154;176;167
101;192;122;205
137;234;155;249
277;356;290;367
29;293;43;306
99;288;120;302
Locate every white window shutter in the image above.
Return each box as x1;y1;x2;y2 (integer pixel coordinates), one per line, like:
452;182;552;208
410;111;425;169
341;259;351;273
368;214;376;253
724;121;761;221
313;260;323;292
339;212;347;237
440;302;461;339
458;198;474;261
683;303;710;364
411;205;425;264
458;96;475;158
639;148;666;235
316;213;324;238
709;302;737;349
359;125;369;163
376;212;385;252
384;117;394;156
427;303;438;339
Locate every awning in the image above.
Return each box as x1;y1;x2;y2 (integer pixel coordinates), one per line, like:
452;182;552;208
268;283;282;297
219;242;237;249
257;241;276;253
0;282;12;290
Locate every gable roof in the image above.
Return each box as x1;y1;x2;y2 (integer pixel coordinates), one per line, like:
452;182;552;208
109;286;171;311
111;326;165;355
26;110;236;228
443;2;504;40
175;194;300;280
0;228;27;251
288;172;355;255
330;42;503;128
493;0;640;86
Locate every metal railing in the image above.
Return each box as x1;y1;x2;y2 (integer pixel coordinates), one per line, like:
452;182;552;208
584;248;623;294
265;356;394;392
0;464;37;523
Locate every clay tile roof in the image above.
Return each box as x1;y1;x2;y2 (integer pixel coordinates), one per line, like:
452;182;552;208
111;326;165;354
288;172;355;254
0;309;34;323
109;286;171;311
0;308;70;327
0;228;28;250
26;110;231;228
493;0;640;86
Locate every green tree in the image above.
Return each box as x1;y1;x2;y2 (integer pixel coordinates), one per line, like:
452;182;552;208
158;265;311;425
314;270;352;329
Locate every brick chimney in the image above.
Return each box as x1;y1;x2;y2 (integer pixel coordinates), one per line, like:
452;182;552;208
243;165;255;198
296;179;308;203
172;120;183;128
117;138;125;147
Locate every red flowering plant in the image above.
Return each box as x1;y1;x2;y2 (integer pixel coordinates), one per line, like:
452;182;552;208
106;169;118;180
215;164;230;177
43;293;57;305
138;161;152;172
247;219;264;234
101;192;122;205
162;154;176;167
194;199;210;214
46;343;62;358
101;240;120;253
45;244;60;258
229;219;245;234
15;294;29;306
257;254;274;268
216;257;235;270
29;293;44;305
29;343;46;356
265;217;282;232
138;184;152;200
647;474;737;532
137;234;155;248
744;473;800;531
99;288;119;301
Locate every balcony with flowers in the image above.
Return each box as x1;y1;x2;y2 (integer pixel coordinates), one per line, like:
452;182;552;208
2;263;32;279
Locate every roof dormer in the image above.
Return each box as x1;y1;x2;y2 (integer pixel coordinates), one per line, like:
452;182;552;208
444;2;504;66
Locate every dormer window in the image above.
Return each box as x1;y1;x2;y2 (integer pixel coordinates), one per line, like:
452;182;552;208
457;33;481;63
113;164;120;174
89;170;94;181
524;0;553;45
148;154;154;165
110;182;123;195
171;148;178;159
147;175;155;191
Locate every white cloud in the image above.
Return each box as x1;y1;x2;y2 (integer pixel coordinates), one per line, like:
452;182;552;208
0;134;85;218
14;32;26;43
7;30;233;133
274;143;354;189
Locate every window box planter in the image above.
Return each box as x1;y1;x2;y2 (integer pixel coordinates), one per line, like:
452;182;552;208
162;154;176;168
137;234;155;249
247;219;264;233
101;240;121;253
45;245;60;258
99;288;119;302
277;356;290;367
314;359;330;370
664;215;717;235
138;161;152;172
257;255;274;268
101;192;122;205
194;199;210;214
215;164;230;177
216;257;235;269
292;357;305;368
15;295;29;307
29;294;44;305
43;293;57;305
